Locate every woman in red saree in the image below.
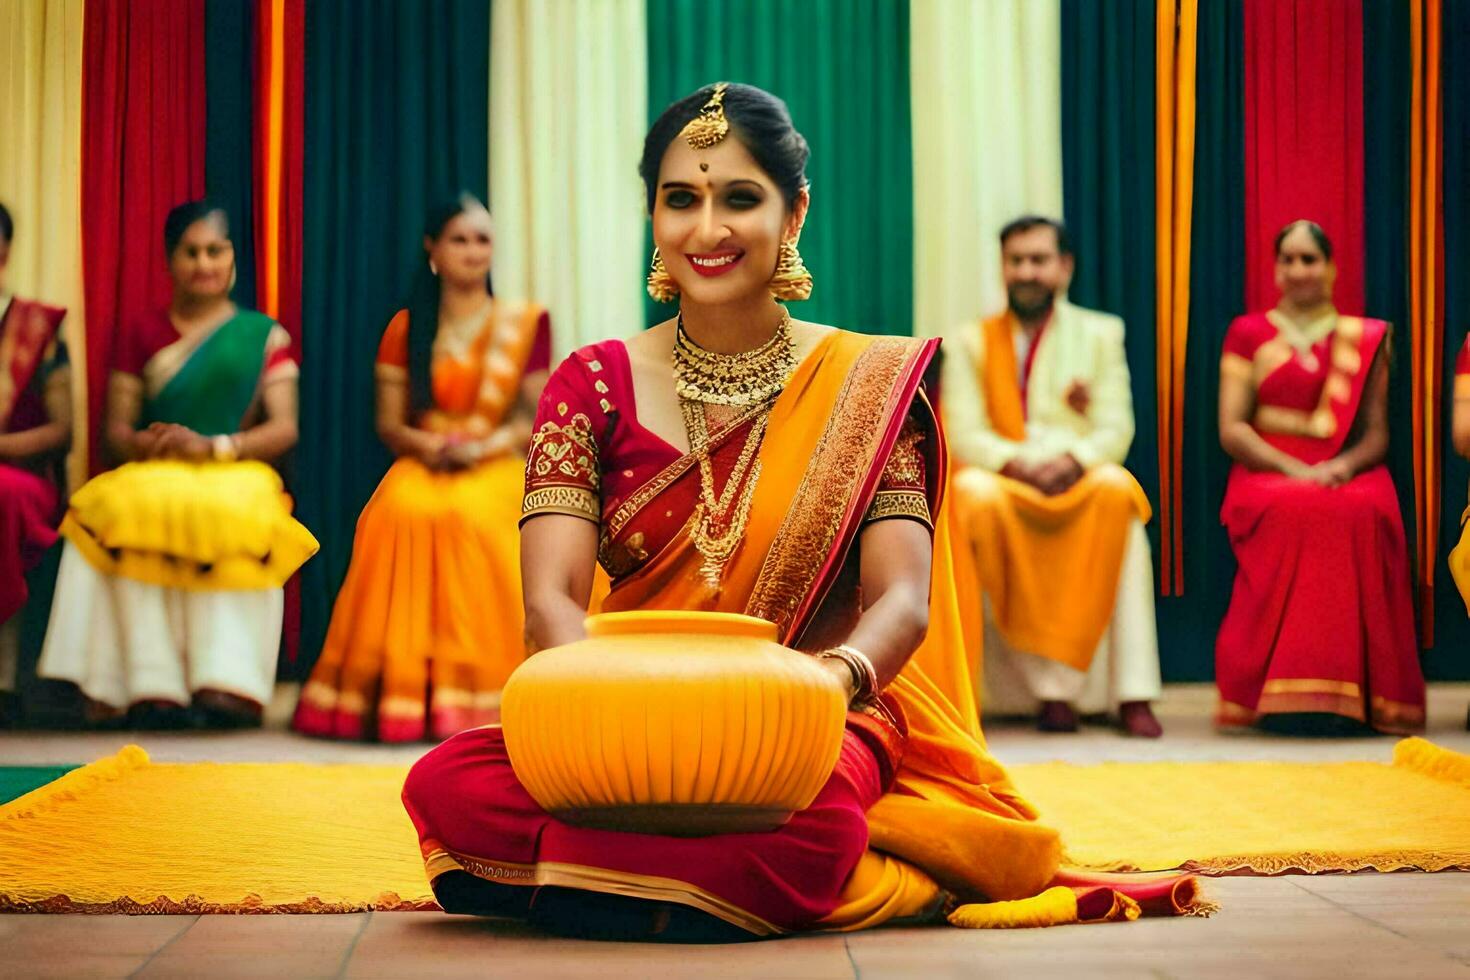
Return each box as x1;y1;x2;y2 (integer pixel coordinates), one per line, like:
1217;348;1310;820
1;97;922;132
0;201;71;711
1215;221;1423;734
403;84;1202;940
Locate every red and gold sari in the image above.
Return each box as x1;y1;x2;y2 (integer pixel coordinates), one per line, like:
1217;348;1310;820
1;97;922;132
402;329;1203;936
1447;337;1470;612
295;302;550;742
1215;310;1424;733
0;296;67;624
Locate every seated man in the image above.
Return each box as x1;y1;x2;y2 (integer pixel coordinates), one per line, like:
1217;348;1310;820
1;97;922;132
943;215;1162;736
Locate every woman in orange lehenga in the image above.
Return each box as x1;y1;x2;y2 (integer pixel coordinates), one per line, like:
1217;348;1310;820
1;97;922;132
1215;221;1423;734
402;85;1203;940
295;195;550;742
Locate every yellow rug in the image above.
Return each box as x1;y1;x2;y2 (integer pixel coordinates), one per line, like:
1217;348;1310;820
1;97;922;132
2;739;1468;914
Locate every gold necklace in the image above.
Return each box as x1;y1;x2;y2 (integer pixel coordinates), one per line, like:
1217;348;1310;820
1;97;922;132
673;310;794;590
673;309;796;406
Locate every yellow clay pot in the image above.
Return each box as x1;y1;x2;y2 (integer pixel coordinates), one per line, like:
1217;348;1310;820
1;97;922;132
501;610;848;836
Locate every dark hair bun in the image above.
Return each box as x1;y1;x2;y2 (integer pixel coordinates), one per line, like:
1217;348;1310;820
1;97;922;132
163;200;230;256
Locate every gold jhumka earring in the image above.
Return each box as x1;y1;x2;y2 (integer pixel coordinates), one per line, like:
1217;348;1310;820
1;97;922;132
647;248;678;303
769;238;813;301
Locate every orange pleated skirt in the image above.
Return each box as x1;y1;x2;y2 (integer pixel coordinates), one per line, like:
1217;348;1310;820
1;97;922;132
295;455;526;742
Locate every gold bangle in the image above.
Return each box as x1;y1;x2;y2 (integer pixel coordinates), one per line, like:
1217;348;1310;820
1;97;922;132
211;434;240;462
815;644;879;706
834;643;879;704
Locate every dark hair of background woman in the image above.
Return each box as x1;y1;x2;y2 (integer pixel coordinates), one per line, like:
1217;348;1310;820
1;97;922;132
407;193;494;413
1274;219;1334;261
163;199;231;257
0;201;13;245
638;83;810;214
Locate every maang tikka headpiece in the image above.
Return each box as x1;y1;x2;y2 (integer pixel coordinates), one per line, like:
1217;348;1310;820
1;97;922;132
681;82;730;150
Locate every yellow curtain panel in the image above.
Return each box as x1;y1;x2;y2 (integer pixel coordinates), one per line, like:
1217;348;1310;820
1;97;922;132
0;0;87;490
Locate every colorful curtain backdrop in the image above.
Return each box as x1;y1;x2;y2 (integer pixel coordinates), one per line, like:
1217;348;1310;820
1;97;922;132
1363;0;1417;611
1154;0;1197;598
911;0;1062;339
1163;0;1244;680
490;0;647;356
81;0;207;475
252;0;305;344
297;0;491;672
1408;0;1445;641
5;0;1469;681
0;0;86;490
204;0;259;309
1437;0;1470;677
1058;0;1162;591
646;0;913;336
1242;0;1366;315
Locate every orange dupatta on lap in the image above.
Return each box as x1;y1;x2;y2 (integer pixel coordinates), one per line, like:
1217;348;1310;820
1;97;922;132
957;314;1150;671
603;330;1063;905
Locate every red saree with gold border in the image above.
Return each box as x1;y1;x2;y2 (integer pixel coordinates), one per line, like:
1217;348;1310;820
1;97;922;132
0;297;66;623
1215;311;1423;733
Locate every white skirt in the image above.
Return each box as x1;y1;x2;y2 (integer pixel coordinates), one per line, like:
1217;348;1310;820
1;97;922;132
37;542;283;709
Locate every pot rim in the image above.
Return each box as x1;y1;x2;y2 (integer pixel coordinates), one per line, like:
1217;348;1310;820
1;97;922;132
583;610;780;641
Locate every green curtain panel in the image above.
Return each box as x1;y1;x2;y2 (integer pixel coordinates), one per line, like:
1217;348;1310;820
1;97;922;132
1431;0;1470;677
644;0;912;336
1059;1;1174;668
297;0;491;672
1361;0;1423;652
1160;0;1244;681
203;0;258;307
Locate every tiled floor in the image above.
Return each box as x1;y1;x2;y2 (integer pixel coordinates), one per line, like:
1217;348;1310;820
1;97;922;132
4;683;1470;979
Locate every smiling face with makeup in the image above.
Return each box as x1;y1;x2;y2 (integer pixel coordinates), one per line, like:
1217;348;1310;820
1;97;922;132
653;132;808;309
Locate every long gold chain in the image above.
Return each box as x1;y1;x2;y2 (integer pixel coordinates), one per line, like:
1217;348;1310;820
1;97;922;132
682;400;769;592
672;310;795;590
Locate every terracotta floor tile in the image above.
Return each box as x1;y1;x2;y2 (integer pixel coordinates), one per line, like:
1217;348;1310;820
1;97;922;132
0;914;194;956
341;913;852;979
133;912;367;979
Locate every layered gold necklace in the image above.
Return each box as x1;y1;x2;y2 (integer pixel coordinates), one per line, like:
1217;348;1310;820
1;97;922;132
673;310;796;591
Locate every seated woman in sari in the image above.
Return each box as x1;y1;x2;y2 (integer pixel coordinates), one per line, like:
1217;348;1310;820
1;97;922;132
38;200;318;729
402;84;1203;941
1215;220;1423;735
0;201;71;713
295;195;550;742
1446;339;1470;721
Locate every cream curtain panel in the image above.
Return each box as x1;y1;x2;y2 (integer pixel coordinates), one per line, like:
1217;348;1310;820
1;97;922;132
489;0;649;357
910;0;1063;340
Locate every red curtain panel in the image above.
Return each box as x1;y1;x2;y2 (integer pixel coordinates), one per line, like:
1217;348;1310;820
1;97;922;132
1242;0;1365;315
82;0;207;474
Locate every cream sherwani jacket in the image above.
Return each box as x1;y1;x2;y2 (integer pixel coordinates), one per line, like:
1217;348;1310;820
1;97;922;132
942;299;1135;471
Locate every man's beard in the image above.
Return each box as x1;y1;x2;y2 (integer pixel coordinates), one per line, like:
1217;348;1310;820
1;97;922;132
1007;285;1055;321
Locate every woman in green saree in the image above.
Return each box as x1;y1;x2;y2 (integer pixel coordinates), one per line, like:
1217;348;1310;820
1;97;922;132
38;201;317;728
